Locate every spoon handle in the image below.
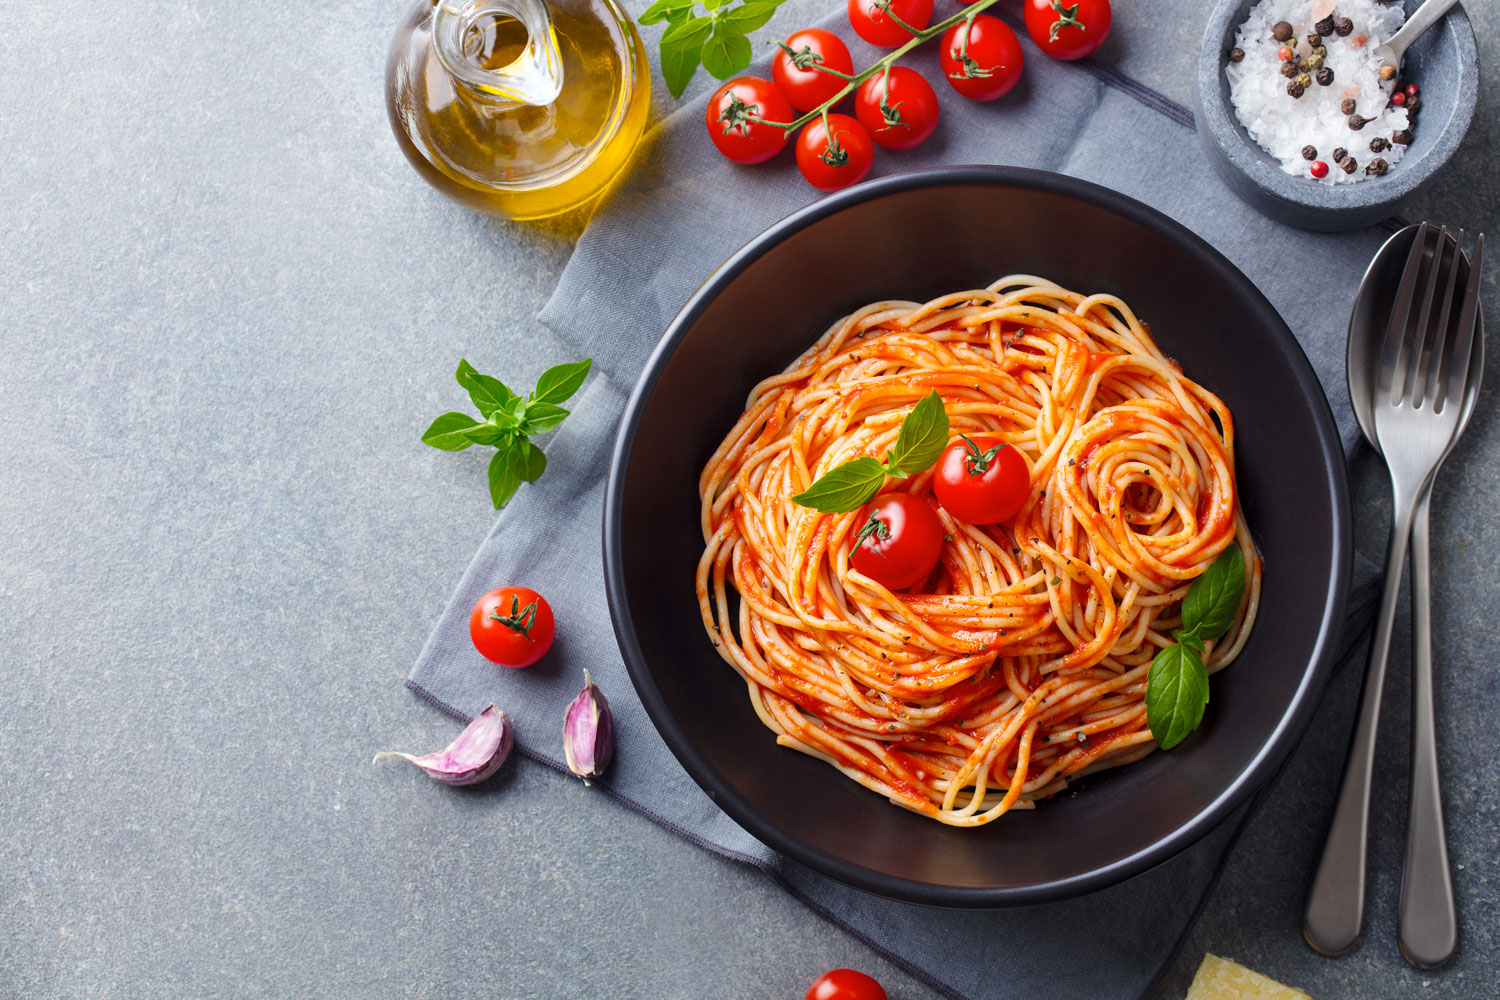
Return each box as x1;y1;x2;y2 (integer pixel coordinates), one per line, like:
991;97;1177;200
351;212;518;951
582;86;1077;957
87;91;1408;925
1304;486;1419;956
1385;0;1462;65
1399;487;1458;968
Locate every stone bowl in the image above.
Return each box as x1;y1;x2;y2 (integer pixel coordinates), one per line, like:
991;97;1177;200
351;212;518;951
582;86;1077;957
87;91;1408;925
1195;0;1478;232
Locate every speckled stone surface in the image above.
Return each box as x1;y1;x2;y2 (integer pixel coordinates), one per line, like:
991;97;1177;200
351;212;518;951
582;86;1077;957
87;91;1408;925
0;3;1494;999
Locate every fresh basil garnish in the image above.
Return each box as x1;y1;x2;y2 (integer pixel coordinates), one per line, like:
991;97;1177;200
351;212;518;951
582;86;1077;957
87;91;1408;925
791;457;888;513
791;391;951;513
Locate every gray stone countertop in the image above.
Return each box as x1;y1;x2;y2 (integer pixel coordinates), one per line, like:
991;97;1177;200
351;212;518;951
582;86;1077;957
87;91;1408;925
0;2;1495;998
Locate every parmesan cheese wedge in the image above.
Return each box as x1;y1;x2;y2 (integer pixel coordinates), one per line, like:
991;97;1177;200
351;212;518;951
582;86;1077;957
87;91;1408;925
1186;954;1314;1000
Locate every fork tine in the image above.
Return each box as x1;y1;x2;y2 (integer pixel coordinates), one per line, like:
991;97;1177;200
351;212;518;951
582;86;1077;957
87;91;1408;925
1421;229;1463;408
1381;222;1431;405
1400;225;1449;407
1440;233;1484;414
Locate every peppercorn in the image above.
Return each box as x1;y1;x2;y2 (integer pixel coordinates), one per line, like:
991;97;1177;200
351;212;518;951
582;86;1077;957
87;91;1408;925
1366;158;1389;176
1280;59;1299;78
1306;33;1322;48
1272;20;1293;41
1348;114;1373;130
1340;156;1357;174
1316;67;1335;86
1406;95;1421;115
1393;129;1413;145
1405;83;1420;97
1278;45;1293;62
1306;52;1325;71
1329;147;1346;163
1296;72;1312;89
1341;97;1358;115
1313;44;1327;58
1302;145;1318;161
1287;80;1306;98
1335;17;1353;36
1392;91;1406;107
1310;160;1329;179
1379;64;1396;81
1314;14;1335;36
1228;47;1245;63
1369;136;1390;153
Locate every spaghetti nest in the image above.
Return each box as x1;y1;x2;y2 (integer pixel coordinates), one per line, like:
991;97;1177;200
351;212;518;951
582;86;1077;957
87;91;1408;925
696;276;1261;827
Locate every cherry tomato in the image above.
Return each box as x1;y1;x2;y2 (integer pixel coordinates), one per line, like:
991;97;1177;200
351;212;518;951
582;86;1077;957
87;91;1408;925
940;15;1024;101
933;434;1030;524
854;66;940;150
848;0;933;48
806;969;888;1000
773;28;854;112
795;113;875;192
849;493;944;591
469;587;555;667
705;77;794;165
1024;0;1112;61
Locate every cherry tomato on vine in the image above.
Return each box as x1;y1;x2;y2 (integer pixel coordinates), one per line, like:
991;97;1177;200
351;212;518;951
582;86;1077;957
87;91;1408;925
848;0;933;48
1024;0;1112;61
773;28;854;112
849;493;944;591
806;968;889;1000
795;113;875;191
470;587;555;667
933;434;1030;524
940;15;1024;101
854;66;940;150
705;76;794;164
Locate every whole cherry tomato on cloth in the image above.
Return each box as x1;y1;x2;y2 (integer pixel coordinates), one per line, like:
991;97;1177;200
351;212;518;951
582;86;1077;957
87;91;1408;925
940;15;1024;101
795;113;875;191
806;969;889;1000
848;0;933;48
933;434;1030;524
705;77;794;164
855;66;940;150
773;28;854;112
849;492;944;591
470;587;555;667
1024;0;1111;61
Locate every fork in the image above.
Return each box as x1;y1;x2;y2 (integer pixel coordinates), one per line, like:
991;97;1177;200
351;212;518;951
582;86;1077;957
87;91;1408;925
1303;223;1483;961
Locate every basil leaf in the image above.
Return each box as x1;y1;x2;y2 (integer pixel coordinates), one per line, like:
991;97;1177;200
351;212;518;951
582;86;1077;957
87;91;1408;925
531;358;592;406
455;359;518;418
639;0;696;25
520;401;569;435
462;422;509;446
1145;642;1210;750
488;451;522;509
661;40;702;98
717;1;777;34
422;412;479;451
700;28;751;79
661;15;712;51
702;0;732;10
885;391;950;476
507;440;548;483
1180;544;1246;641
792;457;887;512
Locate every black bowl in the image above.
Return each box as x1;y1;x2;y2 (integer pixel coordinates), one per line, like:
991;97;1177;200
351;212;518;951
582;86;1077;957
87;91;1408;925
604;167;1352;906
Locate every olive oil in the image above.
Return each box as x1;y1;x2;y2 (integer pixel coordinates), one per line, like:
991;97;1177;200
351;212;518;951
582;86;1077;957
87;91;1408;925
387;0;650;220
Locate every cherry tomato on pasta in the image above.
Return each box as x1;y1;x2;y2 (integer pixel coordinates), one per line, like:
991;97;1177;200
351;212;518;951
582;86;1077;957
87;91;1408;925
1024;0;1112;61
806;969;888;1000
854;66;940;150
773;28;854;112
795;113;875;191
470;587;555;667
933;434;1030;524
705;77;794;164
849;493;944;591
940;15;1024;101
848;0;933;48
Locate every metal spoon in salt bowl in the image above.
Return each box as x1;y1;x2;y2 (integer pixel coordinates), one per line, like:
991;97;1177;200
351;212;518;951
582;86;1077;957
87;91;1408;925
1371;0;1465;71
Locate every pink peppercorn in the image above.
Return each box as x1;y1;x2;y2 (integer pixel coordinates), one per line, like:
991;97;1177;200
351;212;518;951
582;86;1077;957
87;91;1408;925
1405;83;1419;97
1310;161;1329;178
1392;91;1406;107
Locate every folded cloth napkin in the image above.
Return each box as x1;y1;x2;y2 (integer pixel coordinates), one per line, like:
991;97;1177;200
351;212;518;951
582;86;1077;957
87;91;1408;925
409;13;1386;998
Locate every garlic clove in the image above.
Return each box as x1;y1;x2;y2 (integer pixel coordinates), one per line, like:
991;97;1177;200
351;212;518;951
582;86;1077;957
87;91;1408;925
374;704;513;786
563;670;614;780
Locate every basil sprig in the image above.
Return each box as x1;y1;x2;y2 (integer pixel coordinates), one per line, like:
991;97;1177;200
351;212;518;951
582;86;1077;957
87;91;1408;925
422;357;592;510
640;0;789;99
792;391;950;513
1145;545;1246;749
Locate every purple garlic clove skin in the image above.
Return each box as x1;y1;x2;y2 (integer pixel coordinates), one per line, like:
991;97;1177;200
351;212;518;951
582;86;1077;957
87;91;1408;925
374;704;513;786
563;670;614;780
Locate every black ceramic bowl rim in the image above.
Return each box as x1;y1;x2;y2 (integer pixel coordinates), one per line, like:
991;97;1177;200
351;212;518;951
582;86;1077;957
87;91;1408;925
1194;0;1478;229
603;166;1352;906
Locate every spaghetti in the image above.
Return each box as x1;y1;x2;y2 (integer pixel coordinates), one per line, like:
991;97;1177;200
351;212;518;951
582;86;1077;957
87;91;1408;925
696;276;1261;826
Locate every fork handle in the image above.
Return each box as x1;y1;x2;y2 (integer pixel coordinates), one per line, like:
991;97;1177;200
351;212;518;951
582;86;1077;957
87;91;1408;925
1399;487;1458;968
1304;486;1419;955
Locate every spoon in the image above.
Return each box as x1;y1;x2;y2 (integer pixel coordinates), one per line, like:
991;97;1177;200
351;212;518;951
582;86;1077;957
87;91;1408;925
1375;0;1463;70
1312;224;1483;966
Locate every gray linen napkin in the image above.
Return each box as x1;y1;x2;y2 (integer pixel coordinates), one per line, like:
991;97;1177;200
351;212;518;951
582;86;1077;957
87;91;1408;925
409;15;1385;998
